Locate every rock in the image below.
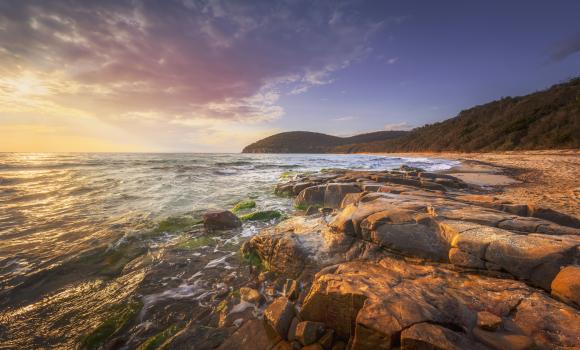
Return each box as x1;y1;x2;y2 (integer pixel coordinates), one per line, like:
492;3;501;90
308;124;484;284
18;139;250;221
300;257;580;349
401;323;487;350
240;287;262;304
295;321;326;345
551;265;580;307
472;328;534;350
362;209;449;261
217;319;281;350
331;341;346;350
318;329;334;350
287;317;299;341
276;183;295;196
290;341;301;349
477;311;502;331
272;340;293;350
324;183;361;209
339;192;364;209
284;279;299;300
293;182;316;195
264;297;296;338
295;186;326;209
203;210;242;231
259;271;276;283
301;343;324;350
305;206;320;216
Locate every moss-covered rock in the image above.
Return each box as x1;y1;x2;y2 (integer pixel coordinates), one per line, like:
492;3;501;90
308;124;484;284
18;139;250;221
232;199;256;213
81;300;143;350
240;210;282;221
175;235;216;250
154;216;202;234
137;324;182;350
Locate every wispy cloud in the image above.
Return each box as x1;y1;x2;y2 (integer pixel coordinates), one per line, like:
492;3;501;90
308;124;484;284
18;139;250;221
384;122;413;131
550;32;580;61
386;57;399;64
333;116;357;122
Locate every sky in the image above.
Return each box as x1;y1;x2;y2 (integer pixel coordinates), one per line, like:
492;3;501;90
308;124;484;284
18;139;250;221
0;0;579;153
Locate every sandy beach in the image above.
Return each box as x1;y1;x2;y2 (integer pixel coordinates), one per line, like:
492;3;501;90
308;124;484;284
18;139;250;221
371;150;580;218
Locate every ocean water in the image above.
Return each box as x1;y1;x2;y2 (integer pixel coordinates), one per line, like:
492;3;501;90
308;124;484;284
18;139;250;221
0;153;458;349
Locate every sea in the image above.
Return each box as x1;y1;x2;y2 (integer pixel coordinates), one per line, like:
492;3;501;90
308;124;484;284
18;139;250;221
0;153;458;349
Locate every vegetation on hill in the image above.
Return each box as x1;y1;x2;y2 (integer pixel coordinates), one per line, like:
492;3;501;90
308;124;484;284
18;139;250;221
241;130;408;153
243;78;580;153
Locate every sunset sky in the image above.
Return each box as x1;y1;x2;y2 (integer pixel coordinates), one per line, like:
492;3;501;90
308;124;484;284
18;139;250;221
1;1;579;152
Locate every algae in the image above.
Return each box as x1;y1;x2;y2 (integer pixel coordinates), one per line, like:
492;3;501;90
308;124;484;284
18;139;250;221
239;210;282;221
137;324;181;350
81;300;143;350
231;199;256;213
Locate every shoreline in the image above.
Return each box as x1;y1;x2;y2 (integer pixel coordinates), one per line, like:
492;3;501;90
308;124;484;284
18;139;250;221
364;150;580;218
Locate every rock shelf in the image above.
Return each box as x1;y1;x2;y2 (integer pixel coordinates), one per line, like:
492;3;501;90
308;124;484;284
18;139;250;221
226;167;579;349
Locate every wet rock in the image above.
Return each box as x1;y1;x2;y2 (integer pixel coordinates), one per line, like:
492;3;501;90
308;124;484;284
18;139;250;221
259;271;276;283
401;323;487;350
331;341;346;350
295;186;326;209
240;287;262;304
287;317;299;341
217;319;281;350
551;265;580;307
293;182;316;195
318;329;334;350
301;343;324;350
284;279;299;300
290;340;301;349
295;321;325;345
265;297;296;338
477;311;502;331
203;210;242;231
305;206;320;216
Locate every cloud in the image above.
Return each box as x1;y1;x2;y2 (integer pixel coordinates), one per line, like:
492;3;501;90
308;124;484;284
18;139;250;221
333;116;357;122
384;122;413;131
386;57;398;64
550;32;580;61
0;1;386;123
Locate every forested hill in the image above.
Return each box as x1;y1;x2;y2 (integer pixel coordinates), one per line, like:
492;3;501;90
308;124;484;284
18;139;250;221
241;131;409;153
242;78;580;153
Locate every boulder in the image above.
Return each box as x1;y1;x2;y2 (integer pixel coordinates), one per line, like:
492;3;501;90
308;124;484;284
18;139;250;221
551;265;580;307
295;321;325;346
265;297;296;338
295;186;326;208
284;279;300;300
362;210;449;261
293;182;316;195
324;183;361;209
318;329;334;350
240;287;262;304
203;210;242;231
287;317;299;341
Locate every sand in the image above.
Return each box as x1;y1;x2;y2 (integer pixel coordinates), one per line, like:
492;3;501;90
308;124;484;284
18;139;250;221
375;150;580;218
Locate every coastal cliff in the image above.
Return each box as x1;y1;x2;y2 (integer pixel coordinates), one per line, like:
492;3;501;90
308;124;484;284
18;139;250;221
243;78;580;153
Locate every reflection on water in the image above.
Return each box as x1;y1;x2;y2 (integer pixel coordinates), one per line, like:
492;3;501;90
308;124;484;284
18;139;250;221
0;153;458;349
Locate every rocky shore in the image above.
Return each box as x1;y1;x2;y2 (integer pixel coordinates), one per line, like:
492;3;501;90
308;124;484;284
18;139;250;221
216;164;579;349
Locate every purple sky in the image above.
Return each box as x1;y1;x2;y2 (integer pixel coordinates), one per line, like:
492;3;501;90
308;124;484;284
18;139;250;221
0;0;579;152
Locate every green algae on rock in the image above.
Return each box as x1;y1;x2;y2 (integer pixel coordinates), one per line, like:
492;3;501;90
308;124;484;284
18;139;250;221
232;199;257;213
240;210;283;221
